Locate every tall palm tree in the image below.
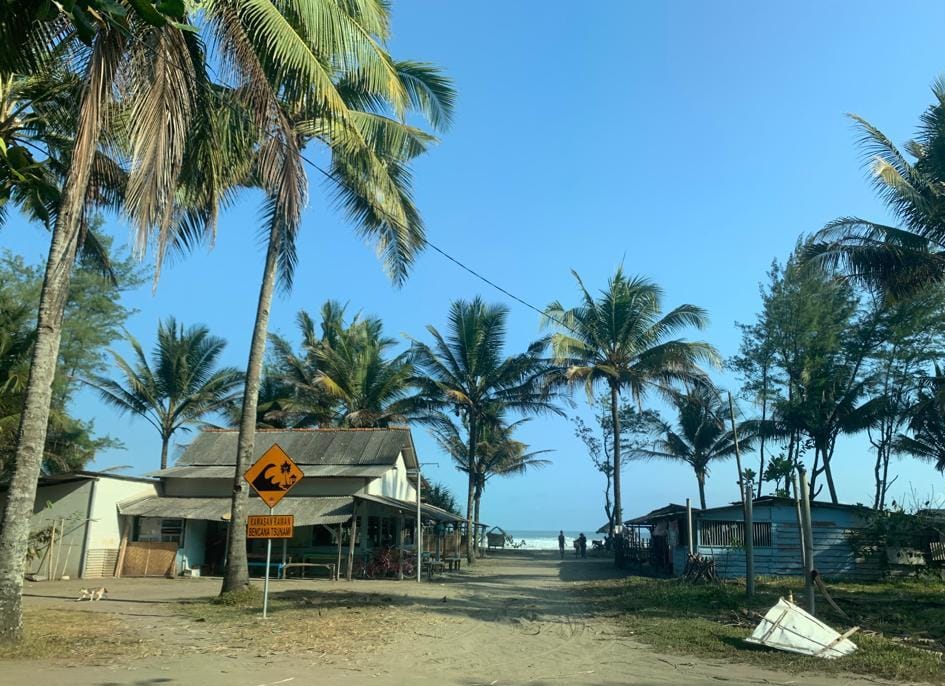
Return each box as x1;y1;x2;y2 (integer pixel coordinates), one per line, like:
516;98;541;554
641;386;742;510
0;5;226;640
434;415;551;534
212;2;454;594
544;267;718;530
85;318;243;470
411;298;562;562
807;79;945;299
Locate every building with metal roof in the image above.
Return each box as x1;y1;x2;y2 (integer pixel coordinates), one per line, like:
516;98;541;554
115;428;463;579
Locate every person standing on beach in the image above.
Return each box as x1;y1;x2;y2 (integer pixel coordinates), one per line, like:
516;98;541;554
558;531;565;559
578;533;587;558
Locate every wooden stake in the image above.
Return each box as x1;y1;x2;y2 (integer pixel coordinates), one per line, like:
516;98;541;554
47;520;57;581
686;498;694;556
346;504;358;581
335;523;342;581
744;481;754;598
115;517;130;578
798;466;815;615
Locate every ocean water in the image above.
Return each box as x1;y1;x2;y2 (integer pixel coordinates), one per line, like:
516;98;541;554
502;529;598;551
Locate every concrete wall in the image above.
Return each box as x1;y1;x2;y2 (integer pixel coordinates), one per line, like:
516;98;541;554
22;480;91;579
83;477;157;578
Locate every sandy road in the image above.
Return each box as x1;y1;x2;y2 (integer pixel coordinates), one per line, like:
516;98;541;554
6;550;874;686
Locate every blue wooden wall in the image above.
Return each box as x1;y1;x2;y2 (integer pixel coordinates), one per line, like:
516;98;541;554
675;502;881;580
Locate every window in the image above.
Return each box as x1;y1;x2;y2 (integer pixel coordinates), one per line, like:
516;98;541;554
160;519;183;544
366;516;397;547
699;521;771;548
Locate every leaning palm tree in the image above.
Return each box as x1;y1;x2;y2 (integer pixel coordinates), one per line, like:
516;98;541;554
209;2;454;594
544;267;718;530
640;386;742;510
411;298;562;562
806;79;945;299
0;5;228;640
85;318;243;470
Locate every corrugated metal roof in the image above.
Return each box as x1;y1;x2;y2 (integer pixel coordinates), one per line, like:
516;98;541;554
146;464;391;479
173;428;417;469
118;495;353;525
355;494;465;523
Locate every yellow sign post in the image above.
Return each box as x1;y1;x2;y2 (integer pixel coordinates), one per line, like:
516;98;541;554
243;444;303;618
247;515;295;539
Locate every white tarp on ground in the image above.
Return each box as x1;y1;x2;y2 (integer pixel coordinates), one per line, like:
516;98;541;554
745;598;858;659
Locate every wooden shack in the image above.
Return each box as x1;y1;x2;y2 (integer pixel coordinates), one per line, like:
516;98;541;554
626;497;880;580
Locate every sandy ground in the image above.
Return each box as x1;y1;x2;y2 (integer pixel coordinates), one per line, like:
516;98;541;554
5;550;879;686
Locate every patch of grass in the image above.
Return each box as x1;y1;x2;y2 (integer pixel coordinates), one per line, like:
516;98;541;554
4;609;146;664
178;589;413;659
212;585;263;607
583;576;945;684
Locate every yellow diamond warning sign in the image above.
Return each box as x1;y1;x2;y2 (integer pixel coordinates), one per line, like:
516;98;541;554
247;514;294;539
243;443;304;508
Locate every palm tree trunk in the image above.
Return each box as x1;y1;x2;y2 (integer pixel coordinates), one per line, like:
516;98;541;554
160;435;170;471
464;413;478;564
604;468;613;540
473;478;482;558
0;31;119;642
697;471;707;510
610;383;622;529
221;219;282;594
464;471;475;563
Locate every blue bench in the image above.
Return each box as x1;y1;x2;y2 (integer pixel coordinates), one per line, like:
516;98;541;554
247;560;287;577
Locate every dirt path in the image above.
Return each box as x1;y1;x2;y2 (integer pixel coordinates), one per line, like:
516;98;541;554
8;551;875;686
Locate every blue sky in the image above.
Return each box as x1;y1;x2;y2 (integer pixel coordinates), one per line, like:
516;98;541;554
5;1;945;530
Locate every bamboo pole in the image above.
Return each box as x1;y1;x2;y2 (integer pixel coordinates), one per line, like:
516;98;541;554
47;520;57;581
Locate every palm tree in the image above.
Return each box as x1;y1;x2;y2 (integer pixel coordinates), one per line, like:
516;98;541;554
214;2;454;594
896;364;945;474
434;415;551;534
0;5;226;640
641;386;743;510
411;298;562;562
807;79;945;299
85;318;243;470
544;267;718;530
271;304;417;428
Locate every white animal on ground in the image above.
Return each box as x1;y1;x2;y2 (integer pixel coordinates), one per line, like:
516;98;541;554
76;587;108;601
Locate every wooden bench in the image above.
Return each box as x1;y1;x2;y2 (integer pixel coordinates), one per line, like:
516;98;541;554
442;556;462;571
281;562;336;580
